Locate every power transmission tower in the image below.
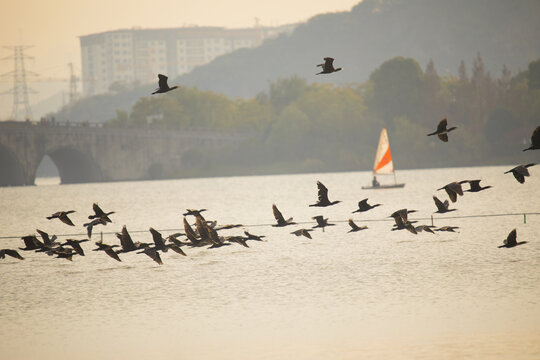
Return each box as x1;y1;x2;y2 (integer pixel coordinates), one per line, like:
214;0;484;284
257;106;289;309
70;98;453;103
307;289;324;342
1;46;38;120
68;62;78;103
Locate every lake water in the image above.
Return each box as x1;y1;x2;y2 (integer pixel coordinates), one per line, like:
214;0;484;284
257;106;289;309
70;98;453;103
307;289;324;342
1;166;539;360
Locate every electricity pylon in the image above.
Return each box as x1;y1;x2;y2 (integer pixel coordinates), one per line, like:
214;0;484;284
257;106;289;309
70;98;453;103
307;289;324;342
1;46;38;120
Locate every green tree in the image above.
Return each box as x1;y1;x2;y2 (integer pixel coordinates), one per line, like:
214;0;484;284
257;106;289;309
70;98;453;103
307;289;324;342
367;57;424;125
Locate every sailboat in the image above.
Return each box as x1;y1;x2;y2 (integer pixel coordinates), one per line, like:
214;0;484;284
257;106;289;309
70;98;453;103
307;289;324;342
362;128;405;189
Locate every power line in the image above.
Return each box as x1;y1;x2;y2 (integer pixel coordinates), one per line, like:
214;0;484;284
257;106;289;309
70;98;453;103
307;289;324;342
0;212;538;241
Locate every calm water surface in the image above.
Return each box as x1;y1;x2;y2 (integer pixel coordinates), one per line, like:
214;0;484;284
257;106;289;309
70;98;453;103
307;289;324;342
1;166;539;360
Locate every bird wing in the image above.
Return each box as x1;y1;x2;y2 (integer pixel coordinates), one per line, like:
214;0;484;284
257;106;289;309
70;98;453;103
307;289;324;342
60;213;75;226
512;170;526;183
36;229;51;245
158;74;169;89
312;215;324;226
183;218;199;243
302;229;312;239
149;228;165;247
324;57;334;69
391;208;409;221
272;204;286;224
505;229;517;246
195;216;210;241
348;219;359;231
515;165;531;177
531;126;540;146
468;180;481;191
437;118;448;132
120;226;135;250
432;196;447;212
447;182;464;196
358;198;369;209
92;203;105;217
105;248;121;262
5;249;24;260
168;244;187;256
437;133;449;142
316;181;330;204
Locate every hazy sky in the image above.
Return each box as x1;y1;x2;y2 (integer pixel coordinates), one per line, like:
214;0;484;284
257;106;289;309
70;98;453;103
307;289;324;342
0;0;360;80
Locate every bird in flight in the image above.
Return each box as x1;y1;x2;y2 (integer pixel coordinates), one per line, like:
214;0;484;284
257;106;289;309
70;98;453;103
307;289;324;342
152;74;179;94
427;118;457;142
291;228;313;239
272;204;296;227
437;181;468;203
316;57;342;75
353;198;381;213
464;179;492;192
504;164;535;184
47;210;76;226
432;195;456;214
0;249;24;260
347;219;368;233
498;229;527;248
523;126;540;151
310;181;341;207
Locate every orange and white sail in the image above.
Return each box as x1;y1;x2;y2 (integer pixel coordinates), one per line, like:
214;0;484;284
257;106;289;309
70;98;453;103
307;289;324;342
373;128;394;175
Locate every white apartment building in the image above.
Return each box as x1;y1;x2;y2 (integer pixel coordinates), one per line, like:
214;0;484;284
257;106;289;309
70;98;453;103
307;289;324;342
80;25;295;96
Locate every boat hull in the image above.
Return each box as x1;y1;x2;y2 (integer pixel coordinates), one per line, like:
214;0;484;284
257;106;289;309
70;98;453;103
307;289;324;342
362;183;405;189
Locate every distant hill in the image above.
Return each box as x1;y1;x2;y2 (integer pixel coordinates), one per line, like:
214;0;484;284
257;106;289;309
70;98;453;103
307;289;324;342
179;0;540;98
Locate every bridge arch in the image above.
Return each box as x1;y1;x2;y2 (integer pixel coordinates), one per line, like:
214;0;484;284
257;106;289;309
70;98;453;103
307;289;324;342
46;147;103;184
0;143;25;186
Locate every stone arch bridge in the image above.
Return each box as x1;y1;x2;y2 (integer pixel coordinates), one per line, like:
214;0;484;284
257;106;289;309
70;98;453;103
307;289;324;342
0;121;244;186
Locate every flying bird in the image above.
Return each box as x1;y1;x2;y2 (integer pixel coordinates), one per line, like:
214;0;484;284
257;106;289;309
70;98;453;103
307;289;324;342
226;236;249;248
36;229;59;248
89;203;115;223
316;57;342;75
183;217;203;246
390;209;418;234
19;235;44;251
183;208;207;217
0;249;24;260
353;198;381;213
83;218;107;238
427;118;457;142
310;181;341;207
149;227;169;252
207;225;231;249
433;195;456;214
434;226;460;232
415;225;436;234
137;247;163;265
116;225;150;253
312;215;335;232
504;164;535;184
437;181;468;203
291;228;313;239
464;179;492;192
272;204;296;227
93;241;121;262
347;219;368;233
62;239;89;256
523;126;540;151
46;210;76;226
49;247;76;261
498;229;527;248
152;74;178;94
244;231;266;242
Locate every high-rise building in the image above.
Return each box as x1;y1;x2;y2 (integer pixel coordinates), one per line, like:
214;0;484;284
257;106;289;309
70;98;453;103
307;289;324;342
80;25;295;96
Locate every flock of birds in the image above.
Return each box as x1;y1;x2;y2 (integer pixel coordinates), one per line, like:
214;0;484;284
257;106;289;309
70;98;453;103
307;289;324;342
1;59;538;263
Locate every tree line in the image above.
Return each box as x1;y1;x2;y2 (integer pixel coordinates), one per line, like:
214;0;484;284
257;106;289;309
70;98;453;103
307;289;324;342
107;55;540;178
